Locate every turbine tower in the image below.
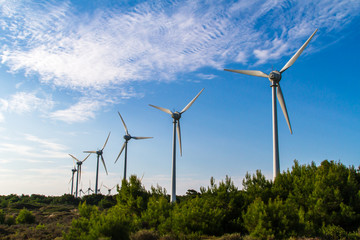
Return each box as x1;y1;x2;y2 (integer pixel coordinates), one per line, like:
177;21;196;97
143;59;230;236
115;112;153;180
149;88;204;203
224;29;317;180
69;166;77;196
84;132;111;194
69;153;91;198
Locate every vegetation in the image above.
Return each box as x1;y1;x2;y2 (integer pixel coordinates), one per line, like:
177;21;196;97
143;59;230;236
15;208;36;224
0;193;116;239
1;160;360;240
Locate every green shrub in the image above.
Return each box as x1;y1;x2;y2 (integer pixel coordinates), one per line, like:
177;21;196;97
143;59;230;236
321;224;347;240
16;208;36;224
5;215;16;225
0;209;5;224
36;223;46;230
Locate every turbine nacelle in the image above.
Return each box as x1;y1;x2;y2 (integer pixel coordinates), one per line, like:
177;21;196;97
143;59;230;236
123;134;132;141
268;71;282;83
171;112;181;120
96;149;103;155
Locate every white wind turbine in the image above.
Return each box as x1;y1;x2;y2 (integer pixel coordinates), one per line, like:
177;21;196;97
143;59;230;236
103;184;116;195
69;153;91;198
115;112;153;181
149;88;204;203
68;166;77;196
224;29;318;180
84;132;111;194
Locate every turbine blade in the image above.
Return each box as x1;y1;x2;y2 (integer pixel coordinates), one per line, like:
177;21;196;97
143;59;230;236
118;112;129;135
115;142;126;164
69;154;80;162
149;104;173;115
224;69;269;78
280;29;318;73
68;176;72;184
277;84;292;134
181;88;204;114
101;155;108;175
82;153;91;163
132;136;153;140
177;120;182;156
102;132;111;150
83;151;97;153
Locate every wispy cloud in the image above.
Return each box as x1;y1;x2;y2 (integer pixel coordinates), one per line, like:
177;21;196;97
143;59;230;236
49;97;105;123
0;91;54;121
0;0;359;121
0;133;68;159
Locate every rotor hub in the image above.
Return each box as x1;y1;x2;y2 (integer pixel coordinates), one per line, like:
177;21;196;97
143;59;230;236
268;70;282;83
97;150;103;155
124;135;131;141
77;162;82;166
172;112;181;120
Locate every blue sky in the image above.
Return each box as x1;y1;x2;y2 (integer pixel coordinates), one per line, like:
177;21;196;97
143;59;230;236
0;0;359;196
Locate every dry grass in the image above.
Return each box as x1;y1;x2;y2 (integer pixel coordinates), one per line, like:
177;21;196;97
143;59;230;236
0;204;78;240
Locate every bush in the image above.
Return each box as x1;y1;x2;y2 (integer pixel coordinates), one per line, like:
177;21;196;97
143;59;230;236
16;208;36;224
0;209;5;224
5;215;16;225
131;230;159;240
321;224;347;240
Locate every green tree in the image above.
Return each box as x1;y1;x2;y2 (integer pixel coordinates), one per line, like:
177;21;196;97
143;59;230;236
16;208;35;224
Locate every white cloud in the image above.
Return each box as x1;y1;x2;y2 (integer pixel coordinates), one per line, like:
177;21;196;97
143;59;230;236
0;0;359;123
0;133;68;160
24;133;67;151
1;0;358;90
197;73;217;80
0;92;54;121
49;97;104;123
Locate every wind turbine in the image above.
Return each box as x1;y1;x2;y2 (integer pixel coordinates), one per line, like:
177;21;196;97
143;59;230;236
87;180;94;195
115;112;153;180
79;188;85;197
149;88;204;203
103;184;116;195
69;166;77;196
224;29;318;180
84;132;111;194
69;153;91;198
97;182;103;194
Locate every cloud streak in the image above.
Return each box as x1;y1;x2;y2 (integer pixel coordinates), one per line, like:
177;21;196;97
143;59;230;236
0;91;54;121
0;0;359;122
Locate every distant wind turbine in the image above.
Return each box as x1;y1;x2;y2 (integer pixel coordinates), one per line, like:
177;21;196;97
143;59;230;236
115;112;153;180
69;153;91;198
149;88;204;203
87;180;94;195
79;188;85;197
103;184;116;195
69;166;77;196
224;29;318;180
84;132;111;194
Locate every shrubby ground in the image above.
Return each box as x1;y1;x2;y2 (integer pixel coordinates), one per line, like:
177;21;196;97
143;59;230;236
1;160;360;240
